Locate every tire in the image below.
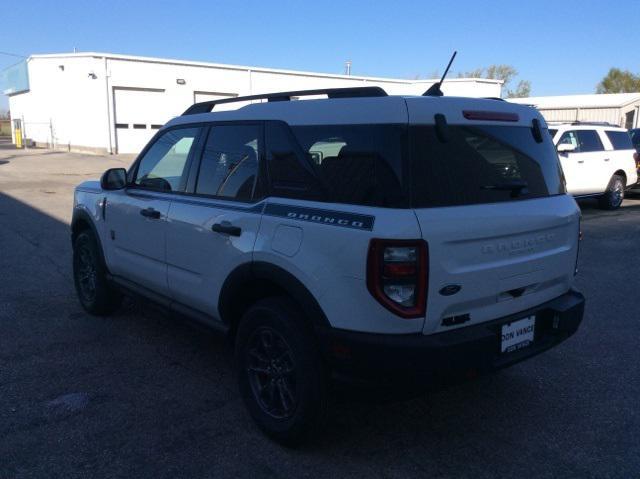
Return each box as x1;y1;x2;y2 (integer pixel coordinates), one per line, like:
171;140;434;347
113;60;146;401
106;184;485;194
235;297;328;446
598;175;625;210
72;230;122;315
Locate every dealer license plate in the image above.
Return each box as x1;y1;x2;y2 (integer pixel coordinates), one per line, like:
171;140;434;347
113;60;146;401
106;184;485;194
501;316;535;353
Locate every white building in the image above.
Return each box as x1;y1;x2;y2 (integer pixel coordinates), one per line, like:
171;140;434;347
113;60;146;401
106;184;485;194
3;52;502;154
510;93;640;129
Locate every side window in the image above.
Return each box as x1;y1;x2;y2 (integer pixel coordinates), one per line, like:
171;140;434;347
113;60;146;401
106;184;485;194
195;124;261;201
265;122;323;201
558;131;580;152
134;127;200;192
576;130;604;152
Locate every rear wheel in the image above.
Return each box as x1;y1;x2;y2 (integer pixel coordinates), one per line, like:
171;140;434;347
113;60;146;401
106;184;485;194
73;230;122;315
598;175;625;210
235;297;328;446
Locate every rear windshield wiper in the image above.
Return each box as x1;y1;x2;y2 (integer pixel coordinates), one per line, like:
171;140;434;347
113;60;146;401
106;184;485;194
481;180;529;198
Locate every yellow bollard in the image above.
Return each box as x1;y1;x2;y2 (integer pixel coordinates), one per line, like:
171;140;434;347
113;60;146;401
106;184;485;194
13;120;23;148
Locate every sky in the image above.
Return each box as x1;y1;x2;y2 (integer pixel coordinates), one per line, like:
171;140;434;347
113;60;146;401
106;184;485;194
2;0;639;111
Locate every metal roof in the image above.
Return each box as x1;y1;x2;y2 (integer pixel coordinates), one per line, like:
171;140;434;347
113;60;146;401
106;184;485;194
510;93;640;109
26;52;503;86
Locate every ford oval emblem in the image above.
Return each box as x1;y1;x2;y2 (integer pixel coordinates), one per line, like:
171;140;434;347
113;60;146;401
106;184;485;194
439;284;462;296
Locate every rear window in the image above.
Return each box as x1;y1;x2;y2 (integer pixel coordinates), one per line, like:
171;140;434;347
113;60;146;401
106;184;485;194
264;122;563;209
410;125;564;208
605;130;633;150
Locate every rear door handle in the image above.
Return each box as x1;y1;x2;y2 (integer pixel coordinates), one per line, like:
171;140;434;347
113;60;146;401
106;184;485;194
212;221;242;237
140;207;161;219
604;158;610;162
578;160;584;164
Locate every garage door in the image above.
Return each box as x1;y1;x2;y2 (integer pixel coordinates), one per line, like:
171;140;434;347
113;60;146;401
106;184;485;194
114;88;167;154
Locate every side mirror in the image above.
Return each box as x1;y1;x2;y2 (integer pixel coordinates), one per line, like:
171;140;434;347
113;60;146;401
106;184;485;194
100;168;127;190
557;143;577;154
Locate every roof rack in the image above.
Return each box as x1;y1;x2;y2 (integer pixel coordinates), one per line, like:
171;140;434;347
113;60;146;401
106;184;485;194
182;86;388;115
570;121;617;126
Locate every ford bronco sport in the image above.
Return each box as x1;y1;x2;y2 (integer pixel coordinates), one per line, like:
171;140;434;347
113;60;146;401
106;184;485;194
72;87;585;444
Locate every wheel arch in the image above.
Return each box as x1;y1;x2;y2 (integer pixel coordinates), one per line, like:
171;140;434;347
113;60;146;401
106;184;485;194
613;170;627;184
71;208;109;271
219;262;330;338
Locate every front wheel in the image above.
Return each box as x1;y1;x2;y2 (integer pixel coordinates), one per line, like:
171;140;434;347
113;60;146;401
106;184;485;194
598;175;625;210
73;230;122;315
235;297;328;446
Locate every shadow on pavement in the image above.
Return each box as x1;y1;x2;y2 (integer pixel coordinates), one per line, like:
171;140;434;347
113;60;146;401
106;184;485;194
0;190;629;478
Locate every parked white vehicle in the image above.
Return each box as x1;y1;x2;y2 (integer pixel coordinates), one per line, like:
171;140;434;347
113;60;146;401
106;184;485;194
548;123;638;209
72;87;585;444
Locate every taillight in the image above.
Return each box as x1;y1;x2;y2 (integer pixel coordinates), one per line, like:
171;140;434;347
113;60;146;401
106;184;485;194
634;152;640;169
367;239;428;318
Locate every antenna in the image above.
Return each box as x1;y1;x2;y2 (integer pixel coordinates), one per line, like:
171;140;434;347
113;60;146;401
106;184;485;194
344;60;352;76
423;51;457;97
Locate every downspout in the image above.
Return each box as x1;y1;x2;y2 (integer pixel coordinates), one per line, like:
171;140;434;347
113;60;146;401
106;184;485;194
103;56;113;154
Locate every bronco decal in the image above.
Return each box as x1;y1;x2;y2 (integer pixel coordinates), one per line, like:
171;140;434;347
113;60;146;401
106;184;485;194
263;204;375;231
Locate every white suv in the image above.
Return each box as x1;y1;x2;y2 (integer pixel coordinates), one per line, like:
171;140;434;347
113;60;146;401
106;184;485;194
548;123;638;209
71;87;585;444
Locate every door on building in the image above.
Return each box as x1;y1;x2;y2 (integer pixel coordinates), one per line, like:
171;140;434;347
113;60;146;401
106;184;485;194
113;87;168;154
104;126;203;296
625;110;635;130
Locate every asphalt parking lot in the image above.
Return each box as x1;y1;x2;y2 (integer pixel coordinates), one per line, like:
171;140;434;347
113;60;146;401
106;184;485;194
1;139;639;478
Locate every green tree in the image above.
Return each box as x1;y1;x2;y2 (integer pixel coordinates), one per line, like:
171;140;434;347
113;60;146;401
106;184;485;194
596;68;640;93
509;80;531;98
457;64;531;98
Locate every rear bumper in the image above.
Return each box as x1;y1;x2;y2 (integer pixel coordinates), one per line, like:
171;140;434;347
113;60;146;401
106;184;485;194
318;289;585;384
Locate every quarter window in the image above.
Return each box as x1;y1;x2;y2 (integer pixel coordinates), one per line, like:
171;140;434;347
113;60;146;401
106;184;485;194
605;130;633;150
265;122;324;201
195;124;261;201
289;124;407;207
134;127;200;192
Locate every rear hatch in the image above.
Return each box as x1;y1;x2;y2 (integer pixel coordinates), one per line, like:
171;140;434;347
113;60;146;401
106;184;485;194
406;98;580;334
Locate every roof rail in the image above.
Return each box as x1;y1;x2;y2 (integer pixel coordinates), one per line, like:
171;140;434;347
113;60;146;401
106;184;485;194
182;86;388;115
570;121;617;126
